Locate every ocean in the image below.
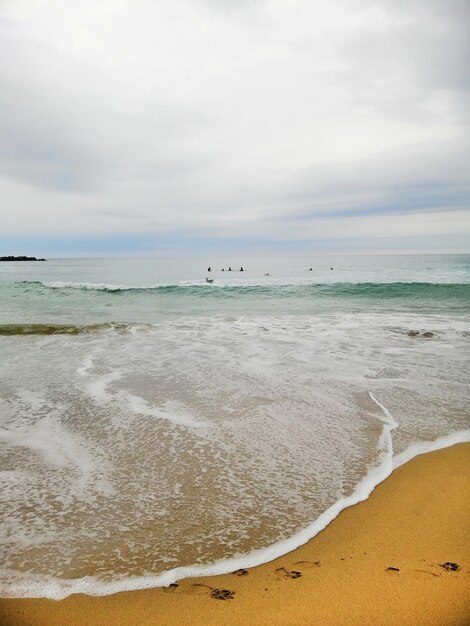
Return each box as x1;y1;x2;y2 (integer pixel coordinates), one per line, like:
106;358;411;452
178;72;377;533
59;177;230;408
0;254;469;598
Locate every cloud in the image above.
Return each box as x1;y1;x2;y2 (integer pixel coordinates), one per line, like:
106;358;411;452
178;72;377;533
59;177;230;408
0;0;469;254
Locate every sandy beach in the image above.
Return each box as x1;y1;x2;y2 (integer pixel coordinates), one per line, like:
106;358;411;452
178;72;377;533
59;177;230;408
1;443;469;626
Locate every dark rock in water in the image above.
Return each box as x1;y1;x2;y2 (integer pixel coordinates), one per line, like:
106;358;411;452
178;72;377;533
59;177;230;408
0;256;46;261
407;330;434;338
439;562;460;572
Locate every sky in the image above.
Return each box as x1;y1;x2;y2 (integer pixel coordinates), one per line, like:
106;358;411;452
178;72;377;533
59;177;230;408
1;0;469;256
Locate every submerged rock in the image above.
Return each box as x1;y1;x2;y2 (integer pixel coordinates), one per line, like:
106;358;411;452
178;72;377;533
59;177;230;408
407;330;434;338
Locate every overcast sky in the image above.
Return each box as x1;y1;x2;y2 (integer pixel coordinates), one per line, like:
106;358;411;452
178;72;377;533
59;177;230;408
1;0;469;256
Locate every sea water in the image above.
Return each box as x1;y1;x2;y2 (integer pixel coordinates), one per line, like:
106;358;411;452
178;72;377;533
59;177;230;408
0;254;469;598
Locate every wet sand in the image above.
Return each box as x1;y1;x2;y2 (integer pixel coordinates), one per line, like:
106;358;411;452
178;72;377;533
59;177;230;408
1;443;469;626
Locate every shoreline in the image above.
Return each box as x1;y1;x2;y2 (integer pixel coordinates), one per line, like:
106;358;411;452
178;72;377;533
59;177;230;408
1;427;469;600
1;442;469;625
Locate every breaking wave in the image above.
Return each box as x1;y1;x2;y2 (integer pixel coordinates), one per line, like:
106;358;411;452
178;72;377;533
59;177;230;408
17;280;470;299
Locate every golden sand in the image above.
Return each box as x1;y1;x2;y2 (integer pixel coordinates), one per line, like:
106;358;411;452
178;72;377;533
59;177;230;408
1;443;469;626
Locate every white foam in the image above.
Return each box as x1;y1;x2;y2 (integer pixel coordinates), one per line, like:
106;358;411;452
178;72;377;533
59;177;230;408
15;390;48;412
393;429;470;468
117;393;205;428
76;355;94;376
84;369;204;428
0;393;400;599
86;370;122;405
2;311;469;600
42;281;132;291
0;416;97;483
5;426;469;600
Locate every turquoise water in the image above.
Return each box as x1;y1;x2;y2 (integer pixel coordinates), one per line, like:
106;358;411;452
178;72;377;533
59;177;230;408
1;254;470;323
0;254;469;597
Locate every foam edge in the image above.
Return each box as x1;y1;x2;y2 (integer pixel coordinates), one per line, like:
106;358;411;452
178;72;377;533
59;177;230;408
2;410;469;600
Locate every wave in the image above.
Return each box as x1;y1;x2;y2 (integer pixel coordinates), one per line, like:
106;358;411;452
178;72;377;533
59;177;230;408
19;280;141;292
16;280;470;299
0;322;133;336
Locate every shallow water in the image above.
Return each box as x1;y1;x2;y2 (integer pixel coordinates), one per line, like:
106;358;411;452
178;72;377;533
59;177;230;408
0;254;469;597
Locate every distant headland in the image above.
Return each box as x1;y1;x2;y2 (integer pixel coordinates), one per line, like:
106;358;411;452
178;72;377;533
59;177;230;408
0;256;46;261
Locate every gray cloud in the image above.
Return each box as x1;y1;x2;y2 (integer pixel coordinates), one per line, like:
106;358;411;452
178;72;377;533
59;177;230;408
0;0;469;250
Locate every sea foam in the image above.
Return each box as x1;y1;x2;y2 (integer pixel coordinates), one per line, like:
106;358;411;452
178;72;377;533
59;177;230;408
3;419;468;600
1;256;469;600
